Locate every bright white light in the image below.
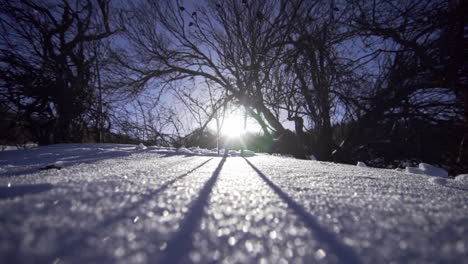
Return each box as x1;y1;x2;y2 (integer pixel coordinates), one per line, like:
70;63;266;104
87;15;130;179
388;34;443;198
209;110;262;138
221;114;246;138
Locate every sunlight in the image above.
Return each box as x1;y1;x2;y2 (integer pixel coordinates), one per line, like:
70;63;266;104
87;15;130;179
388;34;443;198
221;114;246;138
209;111;262;138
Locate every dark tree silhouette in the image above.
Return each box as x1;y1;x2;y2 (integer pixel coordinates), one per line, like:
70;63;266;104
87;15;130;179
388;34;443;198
0;0;117;144
343;0;467;171
119;0;304;153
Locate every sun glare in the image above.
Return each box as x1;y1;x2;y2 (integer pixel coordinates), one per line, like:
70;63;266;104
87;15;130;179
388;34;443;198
221;114;245;138
210;112;261;138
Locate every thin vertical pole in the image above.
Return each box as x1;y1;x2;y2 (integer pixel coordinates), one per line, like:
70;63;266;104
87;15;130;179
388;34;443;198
241;106;247;156
96;46;103;143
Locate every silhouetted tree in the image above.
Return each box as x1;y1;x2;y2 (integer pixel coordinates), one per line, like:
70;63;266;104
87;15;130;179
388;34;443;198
340;0;467;172
280;0;360;160
0;0;118;144
119;0;306;153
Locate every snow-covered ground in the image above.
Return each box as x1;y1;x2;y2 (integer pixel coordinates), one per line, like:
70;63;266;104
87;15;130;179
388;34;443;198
0;143;37;151
0;144;467;263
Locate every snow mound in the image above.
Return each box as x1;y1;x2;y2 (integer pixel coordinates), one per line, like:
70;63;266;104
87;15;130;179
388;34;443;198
189;147;203;154
175;147;220;156
309;155;317;161
272;153;294;158
357;161;367;167
419;163;448;177
0;145;19;151
218;149;256;157
242;150;255;157
136;143;147;150
1;143;37;151
405;166;424;175
428;177;448;185
176;147;193;154
455;174;468;183
54;160;65;166
189;147;217;155
405;163;448;178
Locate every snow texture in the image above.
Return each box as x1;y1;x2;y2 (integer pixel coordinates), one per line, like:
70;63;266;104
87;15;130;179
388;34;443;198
0;143;467;264
428;177;448;185
455;174;468;184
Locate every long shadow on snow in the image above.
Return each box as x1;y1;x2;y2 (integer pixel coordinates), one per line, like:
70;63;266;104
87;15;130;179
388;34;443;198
160;157;226;264
244;158;362;264
50;158;214;263
0;183;53;199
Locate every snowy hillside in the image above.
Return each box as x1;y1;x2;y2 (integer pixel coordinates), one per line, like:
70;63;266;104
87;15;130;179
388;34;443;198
0;144;467;263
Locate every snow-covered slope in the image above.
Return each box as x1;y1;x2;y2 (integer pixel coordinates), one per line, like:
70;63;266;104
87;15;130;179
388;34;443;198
0;144;467;263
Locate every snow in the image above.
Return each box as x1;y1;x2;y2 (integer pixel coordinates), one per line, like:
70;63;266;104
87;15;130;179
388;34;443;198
175;147;254;157
405;166;424;174
356;161;367;167
0;145;19;151
136;143;147;150
428;177;448;185
0;143;38;151
272;153;294;158
242;150;255;157
176;147;193;154
418;163;449;178
455;174;468;183
405;163;449;178
0;143;467;263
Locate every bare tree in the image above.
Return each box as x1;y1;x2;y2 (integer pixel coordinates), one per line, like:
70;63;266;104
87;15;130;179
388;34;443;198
278;0;360;159
112;0;465;172
342;0;467;170
119;0;305;145
0;0;118;144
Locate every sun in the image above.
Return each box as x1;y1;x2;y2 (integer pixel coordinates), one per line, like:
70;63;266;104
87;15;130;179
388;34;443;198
209;111;262;139
209;109;263;139
221;114;246;138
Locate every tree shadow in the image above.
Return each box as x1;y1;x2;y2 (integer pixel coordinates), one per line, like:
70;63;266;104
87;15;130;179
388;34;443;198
160;157;226;264
0;183;53;199
94;158;214;228
50;158;214;263
244;158;362;264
